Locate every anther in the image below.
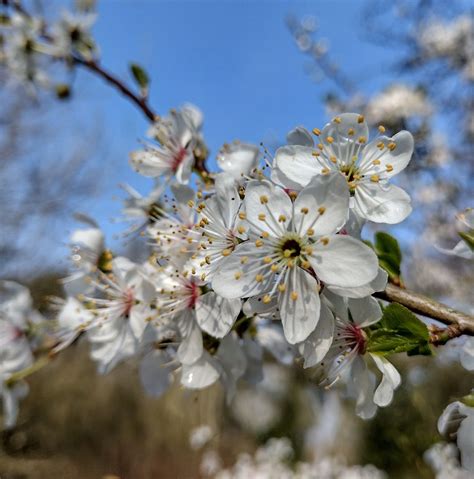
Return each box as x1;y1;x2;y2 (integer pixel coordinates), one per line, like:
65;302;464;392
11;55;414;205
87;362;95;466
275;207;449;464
358;136;367;144
278;214;287;223
386;164;394;172
291;291;298;301
326;136;334;144
262;295;272;304
234;271;242;280
259;195;269;204
222;249;232;256
378;125;386;133
258;213;266;221
255;274;264;282
312;128;321;136
320;237;330;245
370;174;380;182
255;239;264;247
300;207;309;214
357;115;365;123
318;206;326;215
239;212;246;220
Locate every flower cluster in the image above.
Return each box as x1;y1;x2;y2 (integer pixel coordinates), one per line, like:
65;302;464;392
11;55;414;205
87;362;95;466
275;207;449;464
36;111;414;425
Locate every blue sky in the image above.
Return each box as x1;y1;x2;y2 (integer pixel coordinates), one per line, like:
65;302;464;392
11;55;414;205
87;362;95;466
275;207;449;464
51;0;398;260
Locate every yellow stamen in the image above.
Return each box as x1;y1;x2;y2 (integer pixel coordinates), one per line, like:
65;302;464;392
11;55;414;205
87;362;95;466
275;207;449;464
291;291;298;301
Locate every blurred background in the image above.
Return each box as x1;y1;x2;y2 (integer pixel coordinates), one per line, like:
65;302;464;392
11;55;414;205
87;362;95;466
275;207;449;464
0;0;473;477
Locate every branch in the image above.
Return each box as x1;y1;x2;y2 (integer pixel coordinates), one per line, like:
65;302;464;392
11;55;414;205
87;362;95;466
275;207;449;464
73;58;157;123
375;283;474;336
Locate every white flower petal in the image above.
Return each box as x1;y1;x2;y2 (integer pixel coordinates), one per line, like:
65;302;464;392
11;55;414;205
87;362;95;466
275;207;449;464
350;356;377;419
180;353;220;389
139;350;173;398
293;173;349;236
300;300;334;368
278;268;320;344
354;183;412;224
371;354;401;407
461;338;474;371
217;143;260;179
129;150;169;177
195;292;241;338
310;235;378;288
457;411;474;472
177;312;203;365
348;296;382;327
287;126;314;147
273;145;318;190
244;180;291;237
212;242;275;299
320;113;369;165
361;130;414;178
256;323;294;365
326;267;387;299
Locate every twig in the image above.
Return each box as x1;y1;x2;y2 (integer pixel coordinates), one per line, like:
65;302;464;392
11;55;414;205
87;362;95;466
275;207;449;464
73;58;157;122
375;283;474;337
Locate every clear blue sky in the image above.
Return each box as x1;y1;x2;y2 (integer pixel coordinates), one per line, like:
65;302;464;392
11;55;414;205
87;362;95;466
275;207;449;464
53;0;396;260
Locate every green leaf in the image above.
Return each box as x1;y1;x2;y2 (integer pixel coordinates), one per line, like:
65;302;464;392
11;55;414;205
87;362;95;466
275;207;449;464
366;303;431;356
373;232;403;284
459;230;474;252
129;63;149;91
375;232;402;264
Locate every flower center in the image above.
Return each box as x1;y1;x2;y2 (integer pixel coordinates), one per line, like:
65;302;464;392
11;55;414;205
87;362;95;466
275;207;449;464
122;288;135;317
280;238;302;258
172;147;187;172
339;163;360;195
344;323;367;354
185;281;201;308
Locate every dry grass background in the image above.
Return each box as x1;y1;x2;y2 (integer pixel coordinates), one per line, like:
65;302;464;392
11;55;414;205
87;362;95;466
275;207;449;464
0;342;249;479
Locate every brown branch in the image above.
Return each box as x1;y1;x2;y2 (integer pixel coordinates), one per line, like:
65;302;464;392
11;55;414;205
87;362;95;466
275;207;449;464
374;283;474;336
73;58;157;123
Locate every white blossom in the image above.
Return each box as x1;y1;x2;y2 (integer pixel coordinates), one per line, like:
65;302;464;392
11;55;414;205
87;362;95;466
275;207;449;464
273;113;414;223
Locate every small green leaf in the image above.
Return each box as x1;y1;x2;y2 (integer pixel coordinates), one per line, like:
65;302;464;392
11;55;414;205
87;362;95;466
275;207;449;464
366;303;431;356
459;230;474;252
373;232;403;284
375;232;402;264
129;63;149;91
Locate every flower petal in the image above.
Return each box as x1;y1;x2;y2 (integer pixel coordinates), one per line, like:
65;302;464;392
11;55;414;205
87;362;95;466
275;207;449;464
139;350;173;397
293;173;349;236
217;142;260;179
349;356;377;419
360;130;414;178
256;323;294;365
371;354;401;407
180;353;220;389
354;183;412;224
326;267;388;299
278;268;320;344
310;235;378;288
273;145;319;190
320;113;369;166
195;292;241;338
348;296;382;327
300;300;334;368
212;242;275;299
244;180;291;237
287;126;314;147
457;411;474;472
177;312;203;365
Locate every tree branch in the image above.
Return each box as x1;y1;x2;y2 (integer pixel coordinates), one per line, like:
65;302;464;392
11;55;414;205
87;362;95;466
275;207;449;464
73;58;157;123
375;283;474;336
